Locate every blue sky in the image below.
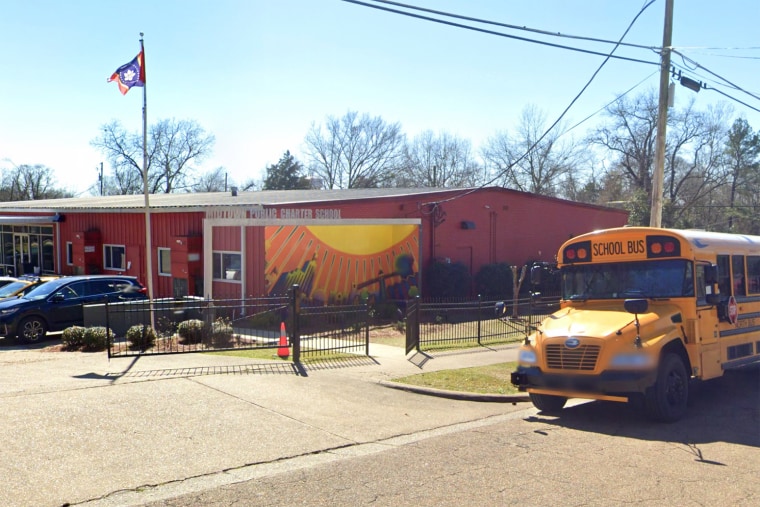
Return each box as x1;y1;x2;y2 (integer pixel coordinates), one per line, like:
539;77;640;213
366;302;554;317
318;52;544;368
1;0;758;195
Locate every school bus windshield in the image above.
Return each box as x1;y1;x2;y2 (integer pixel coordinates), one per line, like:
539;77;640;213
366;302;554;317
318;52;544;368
562;259;695;300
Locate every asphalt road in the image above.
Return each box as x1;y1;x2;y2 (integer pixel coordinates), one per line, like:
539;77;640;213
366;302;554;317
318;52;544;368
128;367;760;506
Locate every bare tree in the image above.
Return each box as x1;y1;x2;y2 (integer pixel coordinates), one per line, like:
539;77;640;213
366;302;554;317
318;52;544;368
237;179;259;191
662;103;730;227
90;121;145;195
0;164;72;201
723;118;760;231
304;111;405;189
192;167;228;192
590;90;731;227
395;130;482;188
91;118;215;194
589;91;659;199
482;105;581;196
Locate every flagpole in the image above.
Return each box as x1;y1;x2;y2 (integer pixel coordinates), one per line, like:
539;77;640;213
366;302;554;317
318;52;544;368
140;32;155;325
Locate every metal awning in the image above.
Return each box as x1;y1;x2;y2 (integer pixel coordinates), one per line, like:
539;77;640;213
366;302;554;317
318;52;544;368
0;213;64;224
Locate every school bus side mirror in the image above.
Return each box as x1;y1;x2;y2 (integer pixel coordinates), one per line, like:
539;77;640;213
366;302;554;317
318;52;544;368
704;264;718;284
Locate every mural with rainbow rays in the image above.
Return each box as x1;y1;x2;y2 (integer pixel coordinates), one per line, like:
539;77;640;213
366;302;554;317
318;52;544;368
264;224;419;305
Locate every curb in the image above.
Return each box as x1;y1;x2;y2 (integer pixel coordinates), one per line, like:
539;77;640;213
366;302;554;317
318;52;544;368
378;380;531;403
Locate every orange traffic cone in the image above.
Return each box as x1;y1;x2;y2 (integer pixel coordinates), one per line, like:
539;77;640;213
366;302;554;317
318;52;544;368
277;322;289;359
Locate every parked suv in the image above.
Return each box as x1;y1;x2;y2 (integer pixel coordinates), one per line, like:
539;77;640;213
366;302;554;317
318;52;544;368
0;275;61;301
0;275;147;343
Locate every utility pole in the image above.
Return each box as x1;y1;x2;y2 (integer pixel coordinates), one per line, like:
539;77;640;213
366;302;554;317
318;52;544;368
649;0;674;228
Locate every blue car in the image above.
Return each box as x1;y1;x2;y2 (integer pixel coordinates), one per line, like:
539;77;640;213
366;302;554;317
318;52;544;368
0;275;147;343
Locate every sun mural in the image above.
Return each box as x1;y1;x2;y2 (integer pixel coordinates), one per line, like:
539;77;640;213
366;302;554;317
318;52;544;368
264;224;419;304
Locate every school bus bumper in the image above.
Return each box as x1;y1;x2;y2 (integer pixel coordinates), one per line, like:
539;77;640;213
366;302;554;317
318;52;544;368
511;366;658;401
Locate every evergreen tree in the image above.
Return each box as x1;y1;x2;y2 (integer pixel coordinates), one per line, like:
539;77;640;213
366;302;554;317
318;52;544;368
262;151;311;190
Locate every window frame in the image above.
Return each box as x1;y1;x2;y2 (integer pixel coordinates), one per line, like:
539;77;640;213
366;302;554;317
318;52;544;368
103;244;126;271
158;247;171;277
747;255;760;295
66;241;74;266
212;250;242;283
732;254;746;297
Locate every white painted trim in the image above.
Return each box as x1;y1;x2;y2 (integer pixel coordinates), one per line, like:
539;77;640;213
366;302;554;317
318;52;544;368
203;219;213;299
204;218;421;227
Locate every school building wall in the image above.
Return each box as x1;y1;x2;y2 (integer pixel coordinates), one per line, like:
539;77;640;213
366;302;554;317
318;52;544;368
11;187;628;300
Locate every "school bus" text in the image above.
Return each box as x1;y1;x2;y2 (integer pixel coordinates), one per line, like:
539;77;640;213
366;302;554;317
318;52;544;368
592;239;645;257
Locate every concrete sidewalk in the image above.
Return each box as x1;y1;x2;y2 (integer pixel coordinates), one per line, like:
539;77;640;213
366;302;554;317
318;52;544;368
0;342;527;507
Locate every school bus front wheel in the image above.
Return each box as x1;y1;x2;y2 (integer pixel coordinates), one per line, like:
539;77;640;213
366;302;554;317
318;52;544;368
644;353;690;423
529;392;567;413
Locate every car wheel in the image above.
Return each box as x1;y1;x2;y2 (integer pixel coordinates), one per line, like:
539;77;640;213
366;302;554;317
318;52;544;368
529;392;567;413
18;316;48;343
644;353;689;423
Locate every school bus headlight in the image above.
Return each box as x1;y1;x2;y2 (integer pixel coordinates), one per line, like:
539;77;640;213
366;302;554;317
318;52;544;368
610;352;654;368
518;348;537;365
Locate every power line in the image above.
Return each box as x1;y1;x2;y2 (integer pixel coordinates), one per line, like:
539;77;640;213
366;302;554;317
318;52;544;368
346;0;760;117
341;0;659;67
362;0;659;52
562;70;658;135
671;49;760;104
706;87;760;114
418;0;657;206
343;0;760;203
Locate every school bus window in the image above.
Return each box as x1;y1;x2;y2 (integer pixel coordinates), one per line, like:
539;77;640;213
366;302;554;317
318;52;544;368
561;259;694;300
716;255;731;298
732;255;746;296
695;264;706;301
747;255;760;294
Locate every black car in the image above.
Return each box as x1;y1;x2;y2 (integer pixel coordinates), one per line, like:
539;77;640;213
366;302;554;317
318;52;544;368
0;275;147;343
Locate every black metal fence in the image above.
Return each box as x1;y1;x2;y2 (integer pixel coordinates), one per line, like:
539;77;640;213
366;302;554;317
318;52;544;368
404;295;560;354
100;286;368;360
96;284;559;360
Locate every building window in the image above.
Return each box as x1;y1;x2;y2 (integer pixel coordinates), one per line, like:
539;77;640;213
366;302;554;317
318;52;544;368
158;248;171;276
66;242;74;266
213;251;241;281
104;244;126;271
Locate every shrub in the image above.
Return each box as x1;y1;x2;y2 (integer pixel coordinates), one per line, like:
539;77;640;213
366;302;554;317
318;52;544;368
82;326;112;352
126;324;157;350
209;319;234;348
424;260;471;298
62;326;86;350
155;315;177;338
474;263;514;299
177;319;206;344
370;301;404;321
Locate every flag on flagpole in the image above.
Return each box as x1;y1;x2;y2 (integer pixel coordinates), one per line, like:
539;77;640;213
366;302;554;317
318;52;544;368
107;50;145;95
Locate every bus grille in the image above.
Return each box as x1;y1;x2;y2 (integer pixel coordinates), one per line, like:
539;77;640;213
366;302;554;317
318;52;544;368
545;344;600;371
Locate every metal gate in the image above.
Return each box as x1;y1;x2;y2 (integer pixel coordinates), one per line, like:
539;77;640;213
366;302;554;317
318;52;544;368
103;285;370;361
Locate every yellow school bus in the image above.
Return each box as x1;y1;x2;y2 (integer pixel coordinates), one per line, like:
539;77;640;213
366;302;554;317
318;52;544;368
511;226;760;422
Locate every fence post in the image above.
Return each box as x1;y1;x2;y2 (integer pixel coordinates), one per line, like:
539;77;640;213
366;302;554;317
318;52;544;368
416;296;421;351
477;294;482;346
290;284;301;363
364;303;370;356
404;296;421;355
105;299;111;359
